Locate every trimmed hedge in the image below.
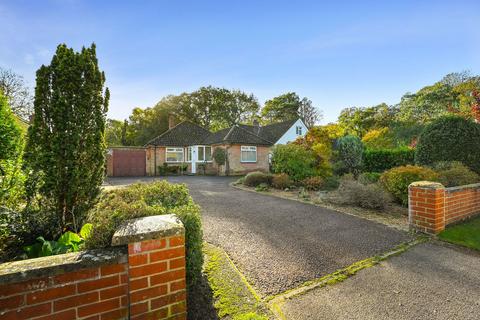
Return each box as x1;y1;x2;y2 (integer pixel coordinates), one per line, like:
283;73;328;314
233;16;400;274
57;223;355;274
363;147;415;173
416;116;480;174
86;181;203;287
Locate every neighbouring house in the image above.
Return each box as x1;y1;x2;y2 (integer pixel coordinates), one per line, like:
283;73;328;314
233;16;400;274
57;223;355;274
144;118;308;176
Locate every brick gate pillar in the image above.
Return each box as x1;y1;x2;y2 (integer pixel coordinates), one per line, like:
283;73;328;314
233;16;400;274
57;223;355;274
408;181;446;234
112;214;187;320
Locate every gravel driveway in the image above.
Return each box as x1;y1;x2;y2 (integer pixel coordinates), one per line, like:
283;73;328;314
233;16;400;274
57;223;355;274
106;176;413;296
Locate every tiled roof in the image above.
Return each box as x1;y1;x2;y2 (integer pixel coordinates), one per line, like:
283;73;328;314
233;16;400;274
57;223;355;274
204;125;273;145
145;121;211;146
146;118;300;146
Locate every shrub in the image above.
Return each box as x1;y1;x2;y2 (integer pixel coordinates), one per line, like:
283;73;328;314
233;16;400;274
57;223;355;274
271;173;292;190
321;176;340;191
433;162;480;187
415;116;480;174
86;181;203;287
363;147;415;172
362;127;396;150
234;176;246;185
302;176;324;191
358;172;381;185
336;135;364;177
213;148;226;166
380;165;439;206
326;177;392;210
244;171;272;187
271;144;317;181
255;183;270;192
0;93;25;210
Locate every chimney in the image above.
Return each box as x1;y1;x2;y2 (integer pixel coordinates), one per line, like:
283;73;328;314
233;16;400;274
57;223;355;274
252;119;260;134
168;114;176;129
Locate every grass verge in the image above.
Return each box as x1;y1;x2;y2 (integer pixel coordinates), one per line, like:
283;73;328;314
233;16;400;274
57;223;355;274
203;242;271;320
438;216;480;251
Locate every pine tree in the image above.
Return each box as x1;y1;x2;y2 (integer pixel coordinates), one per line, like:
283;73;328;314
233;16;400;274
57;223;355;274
24;44;109;232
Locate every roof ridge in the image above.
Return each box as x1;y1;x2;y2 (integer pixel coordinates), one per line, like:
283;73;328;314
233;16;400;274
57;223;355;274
235;125;273;144
144;120;211;146
223;125;237;142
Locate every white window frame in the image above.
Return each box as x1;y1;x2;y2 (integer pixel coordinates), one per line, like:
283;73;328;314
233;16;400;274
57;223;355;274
241;146;257;163
186;147;192;162
296;126;303;135
166;147;184;163
197;146;213;162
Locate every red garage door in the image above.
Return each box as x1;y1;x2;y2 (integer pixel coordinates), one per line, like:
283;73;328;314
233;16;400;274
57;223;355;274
112;148;146;176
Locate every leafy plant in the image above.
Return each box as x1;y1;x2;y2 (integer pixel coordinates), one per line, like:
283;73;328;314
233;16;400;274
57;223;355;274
271;144;317;181
336;135;364;178
415;116;480;174
380;165;439;206
362;127;396;149
23;223;92;259
301;176;324;191
255;183;270;192
271;173;292;190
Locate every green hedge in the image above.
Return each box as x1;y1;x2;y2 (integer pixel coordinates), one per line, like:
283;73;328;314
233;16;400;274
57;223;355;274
415;116;480;174
363;148;415;172
86;181;202;287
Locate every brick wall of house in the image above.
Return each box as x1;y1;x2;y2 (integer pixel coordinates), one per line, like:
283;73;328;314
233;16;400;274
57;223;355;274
408;181;480;234
224;145;270;175
0;215;187;320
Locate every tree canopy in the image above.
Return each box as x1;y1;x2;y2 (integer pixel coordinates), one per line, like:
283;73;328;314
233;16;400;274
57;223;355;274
261;92;321;128
0;67;33;120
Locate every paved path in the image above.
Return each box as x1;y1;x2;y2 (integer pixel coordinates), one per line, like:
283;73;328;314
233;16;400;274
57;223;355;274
106;176;412;296
281;241;480;320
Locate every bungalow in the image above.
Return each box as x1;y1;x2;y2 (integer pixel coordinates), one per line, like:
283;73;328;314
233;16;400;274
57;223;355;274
145;118;308;175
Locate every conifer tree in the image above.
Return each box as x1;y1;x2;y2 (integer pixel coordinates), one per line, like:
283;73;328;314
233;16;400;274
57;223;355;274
25;44;109;231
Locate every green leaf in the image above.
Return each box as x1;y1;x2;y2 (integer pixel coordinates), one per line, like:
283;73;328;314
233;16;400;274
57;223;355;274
79;223;93;240
23;243;42;258
58;231;82;246
41;241;54;256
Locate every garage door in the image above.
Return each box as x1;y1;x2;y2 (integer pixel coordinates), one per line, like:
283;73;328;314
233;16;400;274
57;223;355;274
113;149;146;176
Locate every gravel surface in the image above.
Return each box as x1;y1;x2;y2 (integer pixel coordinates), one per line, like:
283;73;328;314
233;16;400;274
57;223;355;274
281;241;480;320
107;176;413;296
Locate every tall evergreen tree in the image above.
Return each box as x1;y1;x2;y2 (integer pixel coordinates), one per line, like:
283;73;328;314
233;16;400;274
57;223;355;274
24;44;109;232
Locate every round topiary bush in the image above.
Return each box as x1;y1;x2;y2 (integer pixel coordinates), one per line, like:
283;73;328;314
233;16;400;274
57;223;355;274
380;165;439;206
415;116;480;174
244;171;272;187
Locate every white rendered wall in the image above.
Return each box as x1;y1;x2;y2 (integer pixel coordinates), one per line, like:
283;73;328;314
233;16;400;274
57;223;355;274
275;119;308;145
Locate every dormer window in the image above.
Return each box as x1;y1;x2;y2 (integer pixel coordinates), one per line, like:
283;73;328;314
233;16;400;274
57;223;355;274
296;126;303;135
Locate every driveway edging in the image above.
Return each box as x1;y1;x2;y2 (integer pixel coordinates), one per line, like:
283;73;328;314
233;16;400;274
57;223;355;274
266;236;429;320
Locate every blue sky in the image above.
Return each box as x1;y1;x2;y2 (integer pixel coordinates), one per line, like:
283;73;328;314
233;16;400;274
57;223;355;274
1;1;479;123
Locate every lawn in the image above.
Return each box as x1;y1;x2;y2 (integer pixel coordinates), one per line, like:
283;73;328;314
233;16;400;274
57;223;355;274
439;216;480;251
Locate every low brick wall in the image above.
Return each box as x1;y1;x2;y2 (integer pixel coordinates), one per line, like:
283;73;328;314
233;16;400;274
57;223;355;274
0;214;187;320
408;181;480;234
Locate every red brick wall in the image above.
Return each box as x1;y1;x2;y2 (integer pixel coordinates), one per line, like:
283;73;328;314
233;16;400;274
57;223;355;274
0;262;128;320
0;217;187;320
409;182;480;234
128;235;186;320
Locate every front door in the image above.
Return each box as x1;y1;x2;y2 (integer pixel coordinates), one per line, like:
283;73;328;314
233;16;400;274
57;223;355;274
190;146;197;174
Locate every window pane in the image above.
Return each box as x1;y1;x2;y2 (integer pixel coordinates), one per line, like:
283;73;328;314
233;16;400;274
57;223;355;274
166;148;183;162
198;146;205;161
205;147;212;161
187;147;192;162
